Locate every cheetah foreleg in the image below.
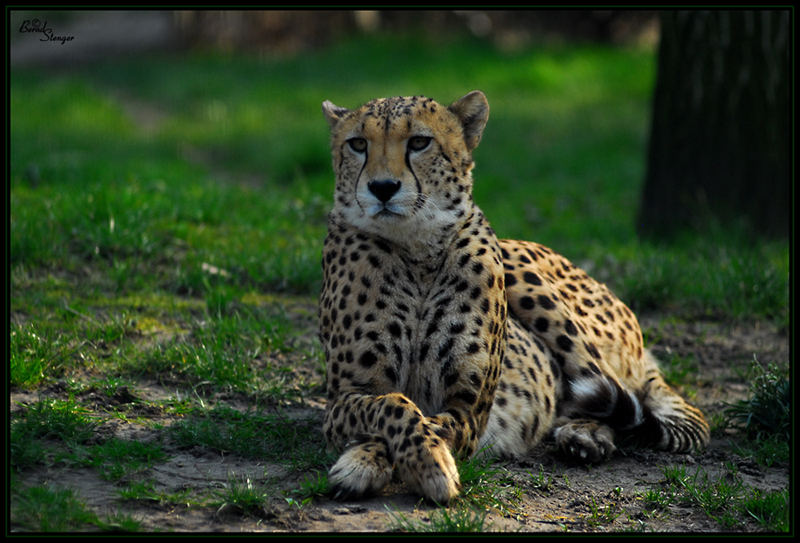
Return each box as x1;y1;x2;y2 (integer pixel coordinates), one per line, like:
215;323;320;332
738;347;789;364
324;393;461;503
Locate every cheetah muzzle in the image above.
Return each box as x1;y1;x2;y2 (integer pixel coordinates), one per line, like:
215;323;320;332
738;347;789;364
318;90;709;503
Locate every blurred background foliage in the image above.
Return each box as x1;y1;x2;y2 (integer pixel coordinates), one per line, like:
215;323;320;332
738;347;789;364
9;9;789;327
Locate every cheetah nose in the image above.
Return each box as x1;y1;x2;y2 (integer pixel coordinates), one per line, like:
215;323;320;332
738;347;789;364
368;179;401;203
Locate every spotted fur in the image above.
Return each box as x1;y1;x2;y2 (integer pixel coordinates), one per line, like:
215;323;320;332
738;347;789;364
318;91;709;503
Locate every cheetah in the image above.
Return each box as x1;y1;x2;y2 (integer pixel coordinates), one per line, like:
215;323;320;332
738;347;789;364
318;90;709;503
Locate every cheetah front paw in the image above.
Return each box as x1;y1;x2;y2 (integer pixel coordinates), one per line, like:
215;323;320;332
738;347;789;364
329;440;393;500
397;438;460;503
554;420;616;464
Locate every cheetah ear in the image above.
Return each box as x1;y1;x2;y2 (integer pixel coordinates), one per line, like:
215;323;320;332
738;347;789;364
448;90;489;151
322;100;350;130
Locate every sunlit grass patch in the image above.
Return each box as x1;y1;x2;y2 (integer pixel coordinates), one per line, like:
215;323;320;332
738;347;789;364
10;322;75;388
124;301;320;402
11;302;147;390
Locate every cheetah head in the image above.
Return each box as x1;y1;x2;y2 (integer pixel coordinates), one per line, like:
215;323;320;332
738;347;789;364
322;91;489;250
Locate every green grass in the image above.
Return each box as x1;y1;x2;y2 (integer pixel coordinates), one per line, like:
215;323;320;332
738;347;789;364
117;478;203;508
740;488;790;533
604;231;789;326
645;463;789;532
169;405;333;471
724;357;790;467
387;503;492;532
10;398;168;480
10;320;81;388
586;493;623;528
83;438;168;481
527;464;555;493
724;357;790;442
126;305;307;395
292;470;330;504
213;473;274;517
11;483;142;532
10;399;98;469
457;451;521;516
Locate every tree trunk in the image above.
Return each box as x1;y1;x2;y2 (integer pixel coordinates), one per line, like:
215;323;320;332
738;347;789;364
638;10;790;239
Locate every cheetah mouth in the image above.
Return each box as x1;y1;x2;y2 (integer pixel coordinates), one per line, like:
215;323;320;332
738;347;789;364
375;208;400;218
369;203;405;218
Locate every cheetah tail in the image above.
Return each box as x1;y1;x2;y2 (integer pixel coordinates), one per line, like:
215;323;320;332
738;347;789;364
566;365;710;454
635;350;711;453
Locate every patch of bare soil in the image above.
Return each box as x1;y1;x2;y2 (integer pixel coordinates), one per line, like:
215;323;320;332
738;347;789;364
10;315;789;533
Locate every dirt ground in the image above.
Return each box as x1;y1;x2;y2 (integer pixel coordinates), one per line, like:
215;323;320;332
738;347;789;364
10;313;790;533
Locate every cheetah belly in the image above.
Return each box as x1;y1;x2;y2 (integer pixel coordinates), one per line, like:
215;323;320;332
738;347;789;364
478;315;559;457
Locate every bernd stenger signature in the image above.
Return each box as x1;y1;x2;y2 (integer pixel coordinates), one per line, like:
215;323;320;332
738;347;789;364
19;19;75;45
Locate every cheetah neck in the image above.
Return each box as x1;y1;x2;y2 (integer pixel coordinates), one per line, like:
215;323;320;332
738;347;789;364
330;208;469;272
397;230;459;271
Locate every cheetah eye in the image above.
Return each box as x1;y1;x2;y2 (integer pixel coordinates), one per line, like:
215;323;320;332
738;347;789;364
347;137;367;153
407;136;432;152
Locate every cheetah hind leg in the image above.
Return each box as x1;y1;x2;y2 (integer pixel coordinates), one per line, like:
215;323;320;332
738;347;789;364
552;417;616;464
328;436;393;500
